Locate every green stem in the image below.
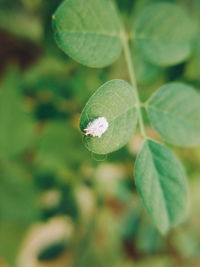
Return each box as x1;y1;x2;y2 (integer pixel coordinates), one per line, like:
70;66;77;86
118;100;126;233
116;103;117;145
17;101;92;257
121;30;147;139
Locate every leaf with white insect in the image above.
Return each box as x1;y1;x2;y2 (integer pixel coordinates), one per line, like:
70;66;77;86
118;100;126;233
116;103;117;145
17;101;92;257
80;80;138;154
84;117;109;138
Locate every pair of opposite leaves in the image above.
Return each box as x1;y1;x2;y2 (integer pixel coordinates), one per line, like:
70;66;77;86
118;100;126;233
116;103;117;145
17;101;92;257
52;0;199;233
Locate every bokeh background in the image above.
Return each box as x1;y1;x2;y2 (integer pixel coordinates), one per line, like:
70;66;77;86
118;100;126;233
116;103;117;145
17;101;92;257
0;0;200;266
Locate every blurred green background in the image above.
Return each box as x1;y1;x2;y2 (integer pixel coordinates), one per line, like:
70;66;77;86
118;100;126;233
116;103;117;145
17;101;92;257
0;0;200;266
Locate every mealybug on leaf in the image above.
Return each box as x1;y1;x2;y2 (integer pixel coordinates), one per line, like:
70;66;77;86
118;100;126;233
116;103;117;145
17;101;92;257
84;117;109;137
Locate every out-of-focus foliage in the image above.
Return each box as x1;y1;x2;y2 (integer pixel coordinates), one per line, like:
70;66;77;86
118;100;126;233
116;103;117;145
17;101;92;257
134;2;197;66
0;0;200;266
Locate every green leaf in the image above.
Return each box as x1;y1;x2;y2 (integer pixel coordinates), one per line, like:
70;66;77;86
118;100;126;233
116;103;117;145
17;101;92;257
0;163;39;264
132;46;162;85
0;70;34;159
80;79;138;154
147;82;200;147
36;122;88;170
134;3;197;66
52;0;122;68
134;139;189;234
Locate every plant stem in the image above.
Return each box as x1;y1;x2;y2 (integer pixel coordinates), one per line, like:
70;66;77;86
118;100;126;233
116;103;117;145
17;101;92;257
121;30;147;139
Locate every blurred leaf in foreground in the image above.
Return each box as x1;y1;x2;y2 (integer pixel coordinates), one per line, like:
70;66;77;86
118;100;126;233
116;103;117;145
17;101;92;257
0;163;39;264
0;69;34;160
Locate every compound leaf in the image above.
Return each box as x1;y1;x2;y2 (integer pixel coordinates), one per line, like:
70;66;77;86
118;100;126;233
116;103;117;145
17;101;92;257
134;139;189;234
80;80;138;154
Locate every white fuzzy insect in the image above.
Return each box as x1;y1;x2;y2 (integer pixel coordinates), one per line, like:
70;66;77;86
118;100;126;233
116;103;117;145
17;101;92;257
84;117;109;138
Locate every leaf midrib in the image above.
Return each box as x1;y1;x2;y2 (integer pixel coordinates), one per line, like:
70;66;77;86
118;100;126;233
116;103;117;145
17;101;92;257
135;33;193;43
110;104;137;123
59;30;121;38
146;142;170;228
148;105;200;127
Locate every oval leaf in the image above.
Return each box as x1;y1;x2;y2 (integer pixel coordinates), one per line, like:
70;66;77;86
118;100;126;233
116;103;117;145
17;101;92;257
80;80;138;154
134;3;196;66
52;0;122;68
147;82;200;147
134;139;189;234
